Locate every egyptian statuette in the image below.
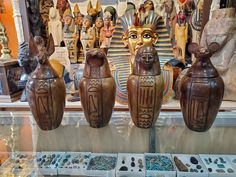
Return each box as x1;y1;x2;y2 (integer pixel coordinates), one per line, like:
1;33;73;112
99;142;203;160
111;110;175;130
26;35;66;130
180;43;224;132
79;49;116;128
127;45;164;129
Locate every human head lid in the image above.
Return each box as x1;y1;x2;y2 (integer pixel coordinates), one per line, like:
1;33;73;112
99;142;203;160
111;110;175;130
120;9;161;31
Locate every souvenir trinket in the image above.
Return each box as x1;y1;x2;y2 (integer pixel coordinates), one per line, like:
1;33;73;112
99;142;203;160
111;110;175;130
127;45;164;128
58;152;91;175
175;7;188;64
145;154;175;171
80;15;94;58
73;4;84;63
63;9;77;63
145;153;176;177
92;17;104;48
0;152;36;176
116;153;145;177
200;155;236;176
100;12;114;54
80;49;116;128
26;35;66;130
39;0;54;38
108;9;174;104
37;152;65;175
48;7;62;46
87;154;117;171
180;43;224;132
18;41;37;102
87;0;102;23
173;154;208;176
27;0;43;37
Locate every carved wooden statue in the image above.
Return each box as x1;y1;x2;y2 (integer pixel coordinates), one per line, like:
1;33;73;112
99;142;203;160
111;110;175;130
100;12;114;54
79;49;116;128
26;35;66;130
164;0;177;41
18;41;37;102
127;45;164;129
56;0;70;19
93;17;104;48
48;7;62;46
27;0;43;36
175;8;188;64
73;4;84;63
39;0;54;37
80;15;94;58
180;43;224;132
63;9;77;63
87;0;102;23
0;22;11;59
200;8;236;101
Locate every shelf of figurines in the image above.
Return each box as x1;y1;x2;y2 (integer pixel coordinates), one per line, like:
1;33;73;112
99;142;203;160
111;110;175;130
1;152;236;176
0;98;236;112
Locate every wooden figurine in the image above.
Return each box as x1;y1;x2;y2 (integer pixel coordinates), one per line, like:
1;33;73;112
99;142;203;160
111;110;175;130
87;0;102;24
39;0;54;37
79;49;116;128
201;8;236;101
27;0;43;37
63;9;77;63
73;4;84;63
48;7;62;46
93;17;104;48
180;43;224;132
127;45;164;129
56;0;70;19
80;15;94;58
18;41;37;102
26;35;66;130
104;6;117;25
100;12;114;54
175;7;188;64
164;0;177;42
0;22;11;59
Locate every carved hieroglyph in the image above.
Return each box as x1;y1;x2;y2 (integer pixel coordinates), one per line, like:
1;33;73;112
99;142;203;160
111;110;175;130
180;43;224;132
79;49;116;128
127;45;164;129
26;35;66;130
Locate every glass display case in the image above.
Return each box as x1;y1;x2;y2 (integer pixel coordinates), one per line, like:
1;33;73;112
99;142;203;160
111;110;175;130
0;110;236;176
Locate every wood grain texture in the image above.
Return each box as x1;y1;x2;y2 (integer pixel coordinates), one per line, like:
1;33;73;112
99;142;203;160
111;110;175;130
127;45;164;129
26;35;66;130
79;49;116;128
180;43;224;132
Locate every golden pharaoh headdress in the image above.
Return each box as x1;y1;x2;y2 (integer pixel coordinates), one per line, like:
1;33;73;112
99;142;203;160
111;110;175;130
120;9;161;31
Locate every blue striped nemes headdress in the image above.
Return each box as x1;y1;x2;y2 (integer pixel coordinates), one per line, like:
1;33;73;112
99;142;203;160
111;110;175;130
120;9;161;31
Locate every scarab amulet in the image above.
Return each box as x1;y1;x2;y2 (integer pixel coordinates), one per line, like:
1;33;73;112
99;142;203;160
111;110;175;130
79;49;116;128
127;45;164;128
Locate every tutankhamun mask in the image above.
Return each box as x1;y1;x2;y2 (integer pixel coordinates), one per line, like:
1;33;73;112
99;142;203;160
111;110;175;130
107;9;174;104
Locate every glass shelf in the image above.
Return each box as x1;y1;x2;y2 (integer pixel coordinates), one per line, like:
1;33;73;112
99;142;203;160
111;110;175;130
0;111;235;154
